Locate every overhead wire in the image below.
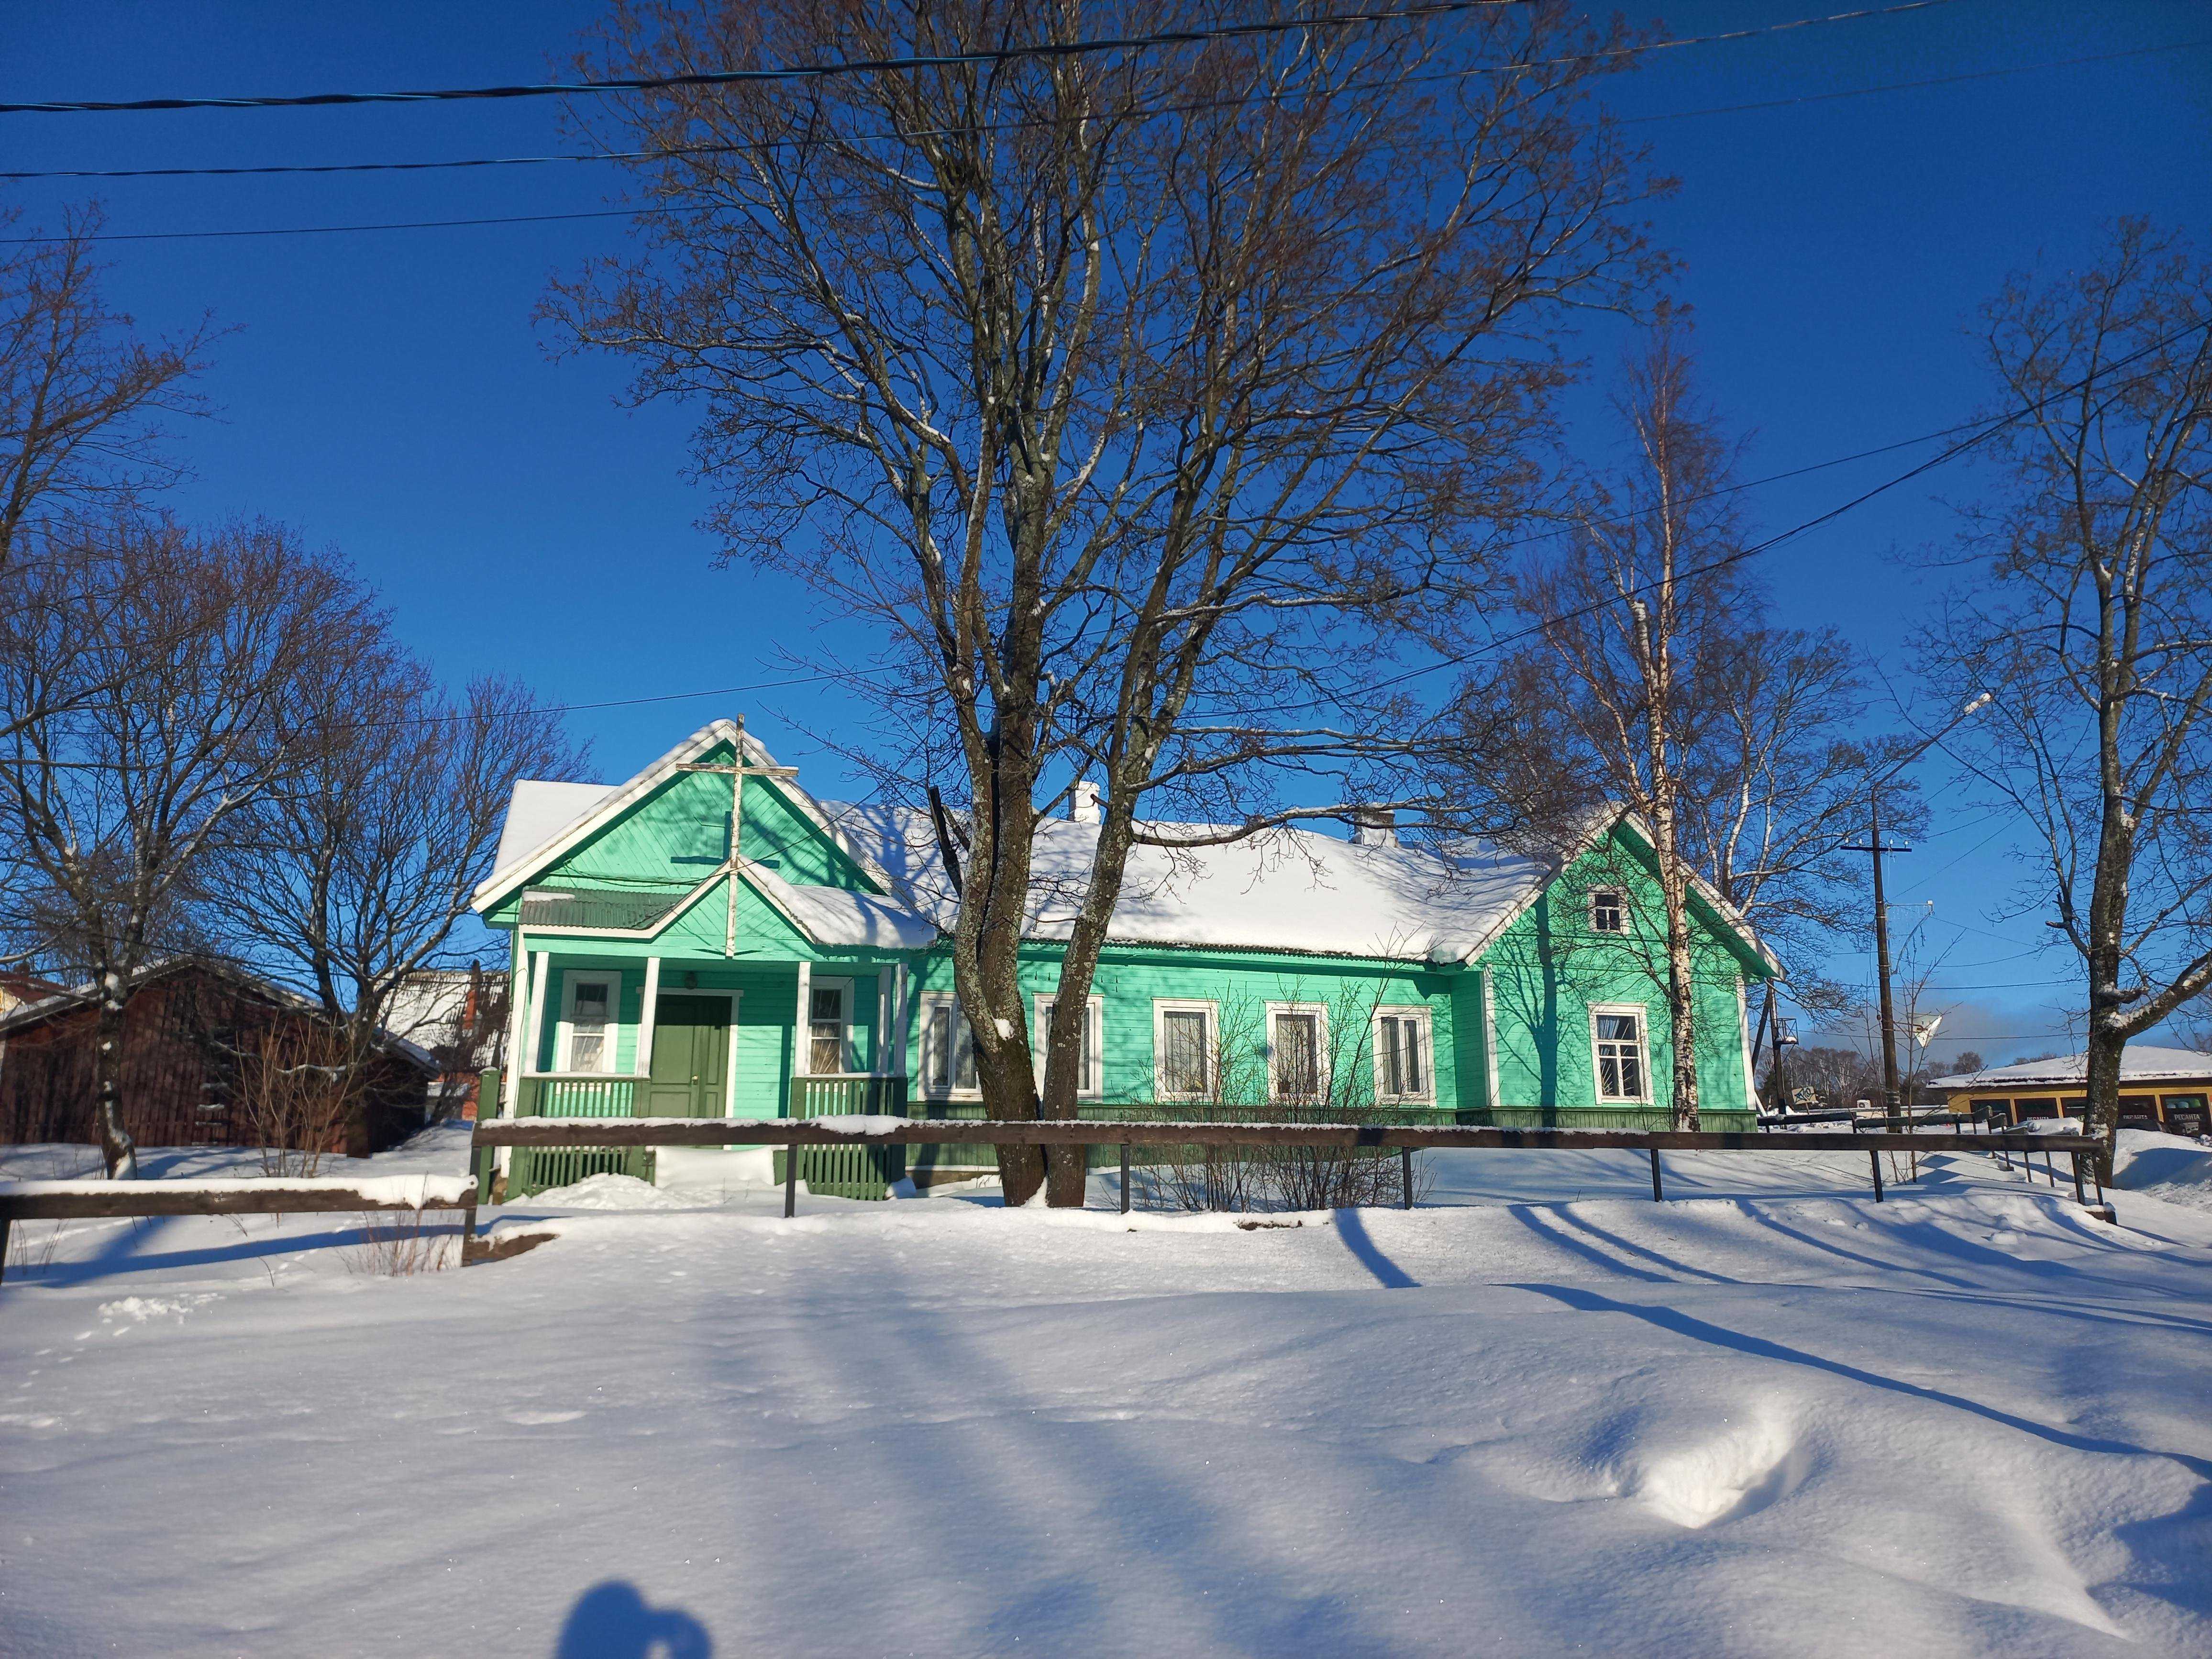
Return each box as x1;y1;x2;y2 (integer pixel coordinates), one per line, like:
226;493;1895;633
0;0;1940;117
0;0;1974;182
98;307;2209;738
12;22;2185;247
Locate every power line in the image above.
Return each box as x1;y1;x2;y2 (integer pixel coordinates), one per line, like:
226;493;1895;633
1617;34;2204;125
0;0;1973;177
13;31;2179;249
97;312;2204;739
1326;312;2212;708
0;1;1530;116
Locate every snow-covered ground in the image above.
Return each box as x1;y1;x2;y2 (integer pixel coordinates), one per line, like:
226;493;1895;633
6;1130;2212;1657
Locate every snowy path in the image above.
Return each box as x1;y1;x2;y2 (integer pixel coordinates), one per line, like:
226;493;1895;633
4;1136;2211;1657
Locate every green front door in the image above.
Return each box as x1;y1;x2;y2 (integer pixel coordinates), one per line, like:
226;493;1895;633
646;995;730;1118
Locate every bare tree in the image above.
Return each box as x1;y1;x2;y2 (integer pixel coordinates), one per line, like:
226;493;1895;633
1925;221;2212;1178
209;660;582;1155
1476;318;1747;1129
0;204;211;576
0;517;374;1175
1461;317;1905;1125
550;0;1658;1202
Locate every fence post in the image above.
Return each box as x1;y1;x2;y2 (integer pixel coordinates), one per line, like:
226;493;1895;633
1401;1147;1414;1210
1648;1148;1663;1203
2069;1149;2087;1206
1869;1150;1884;1201
1120;1142;1131;1216
458;1192;478;1269
784;1146;798;1218
0;1216;11;1284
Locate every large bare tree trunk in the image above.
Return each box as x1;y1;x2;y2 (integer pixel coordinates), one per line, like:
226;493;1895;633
553;0;1658;1207
90;966;138;1178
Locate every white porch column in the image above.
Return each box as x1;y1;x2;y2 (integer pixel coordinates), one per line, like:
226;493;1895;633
1736;975;1758;1109
794;960;814;1080
636;957;662;1080
500;930;529;1118
1482;967;1502;1111
892;962;913;1082
525;950;552;1092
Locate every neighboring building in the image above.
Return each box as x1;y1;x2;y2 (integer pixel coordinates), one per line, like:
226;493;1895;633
0;960;438;1155
0;970;65;1018
1944;1048;2212;1136
383;965;506;1120
473;719;1780;1196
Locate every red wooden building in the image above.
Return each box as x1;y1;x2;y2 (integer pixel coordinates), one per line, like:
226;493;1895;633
0;961;436;1157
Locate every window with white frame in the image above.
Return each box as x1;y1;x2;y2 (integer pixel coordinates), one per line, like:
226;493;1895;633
1266;1003;1328;1102
918;993;979;1097
1590;888;1627;934
1591;1005;1650;1102
1373;1006;1433;1101
1154;1001;1215;1100
808;978;856;1074
560;973;617;1073
1033;993;1105;1097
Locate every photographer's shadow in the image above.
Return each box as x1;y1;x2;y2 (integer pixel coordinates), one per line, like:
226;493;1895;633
554;1582;711;1659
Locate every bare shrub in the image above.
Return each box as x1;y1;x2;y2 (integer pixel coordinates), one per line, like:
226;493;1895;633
1149;983;1434;1214
345;1209;454;1276
236;1020;353;1177
3;1219;67;1278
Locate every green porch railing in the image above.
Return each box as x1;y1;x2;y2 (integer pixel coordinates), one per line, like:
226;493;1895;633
787;1074;908;1117
518;1075;638;1117
783;1075;908;1198
507;1073;652;1196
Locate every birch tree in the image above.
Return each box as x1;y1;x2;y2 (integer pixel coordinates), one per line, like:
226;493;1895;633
1927;221;2212;1177
551;0;1657;1201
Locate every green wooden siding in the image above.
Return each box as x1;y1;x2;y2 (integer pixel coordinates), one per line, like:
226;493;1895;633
484;731;1774;1138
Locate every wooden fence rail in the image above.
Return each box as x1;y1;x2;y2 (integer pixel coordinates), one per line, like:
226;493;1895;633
0;1179;480;1282
470;1116;2106;1223
3;1121;2104;1283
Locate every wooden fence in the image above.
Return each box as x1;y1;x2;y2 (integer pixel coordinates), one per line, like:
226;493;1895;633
1;1120;2106;1283
470;1116;2109;1222
0;1178;482;1282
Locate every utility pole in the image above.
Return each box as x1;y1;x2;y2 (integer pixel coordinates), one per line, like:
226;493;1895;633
1843;788;1912;1114
1835;692;1990;1118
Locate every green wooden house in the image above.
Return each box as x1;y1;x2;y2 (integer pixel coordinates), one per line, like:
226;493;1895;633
473;719;1780;1197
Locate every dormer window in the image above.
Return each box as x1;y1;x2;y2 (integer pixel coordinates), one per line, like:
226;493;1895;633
1590;889;1626;934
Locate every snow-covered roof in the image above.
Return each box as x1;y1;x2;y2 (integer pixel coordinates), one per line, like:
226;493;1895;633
477;718;1781;970
828;803;1557;965
743;861;939;951
491;780;615;876
1945;1046;2212;1093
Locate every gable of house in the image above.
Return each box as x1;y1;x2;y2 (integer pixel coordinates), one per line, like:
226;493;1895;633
1476;819;1770;1115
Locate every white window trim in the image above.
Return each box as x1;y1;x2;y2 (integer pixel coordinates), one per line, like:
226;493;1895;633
915;991;982;1101
1033;993;1105;1098
1263;1001;1330;1103
1153;999;1218;1101
1589;1002;1653;1104
1371;1005;1435;1103
808;975;859;1075
556;971;620;1073
1589;887;1628;934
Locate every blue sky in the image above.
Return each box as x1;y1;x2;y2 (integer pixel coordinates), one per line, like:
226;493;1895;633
4;1;2207;1061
